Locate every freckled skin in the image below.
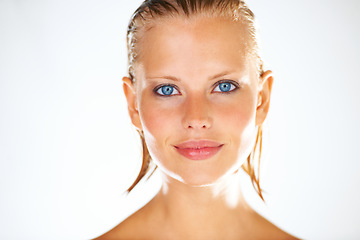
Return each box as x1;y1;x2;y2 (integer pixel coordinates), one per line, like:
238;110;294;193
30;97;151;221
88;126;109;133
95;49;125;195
136;17;259;185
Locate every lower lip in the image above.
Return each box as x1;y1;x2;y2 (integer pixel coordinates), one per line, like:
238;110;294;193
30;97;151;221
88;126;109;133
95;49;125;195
175;145;223;160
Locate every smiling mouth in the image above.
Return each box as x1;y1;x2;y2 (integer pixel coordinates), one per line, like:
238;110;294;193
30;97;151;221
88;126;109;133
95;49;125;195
174;140;224;160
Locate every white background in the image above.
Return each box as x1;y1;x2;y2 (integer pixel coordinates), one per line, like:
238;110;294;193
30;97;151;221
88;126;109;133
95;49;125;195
1;0;360;239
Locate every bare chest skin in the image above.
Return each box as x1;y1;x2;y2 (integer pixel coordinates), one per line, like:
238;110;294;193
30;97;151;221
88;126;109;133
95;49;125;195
93;190;299;240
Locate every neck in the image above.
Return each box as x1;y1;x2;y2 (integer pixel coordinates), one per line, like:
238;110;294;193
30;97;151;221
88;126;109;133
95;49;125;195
153;172;252;234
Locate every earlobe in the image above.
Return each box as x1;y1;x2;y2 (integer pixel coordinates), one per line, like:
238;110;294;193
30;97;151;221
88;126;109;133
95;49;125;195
255;70;274;126
122;76;143;131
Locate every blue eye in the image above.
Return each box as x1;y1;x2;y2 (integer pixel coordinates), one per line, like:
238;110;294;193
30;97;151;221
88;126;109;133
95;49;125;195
155;85;180;96
213;81;238;93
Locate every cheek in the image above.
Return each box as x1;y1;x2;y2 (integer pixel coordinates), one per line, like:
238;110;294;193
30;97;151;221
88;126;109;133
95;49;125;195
139;102;163;134
213;90;258;160
214;91;257;131
137;93;184;172
137;92;180;145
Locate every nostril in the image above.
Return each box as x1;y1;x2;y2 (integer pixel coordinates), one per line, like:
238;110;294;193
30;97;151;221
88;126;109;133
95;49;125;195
185;120;211;129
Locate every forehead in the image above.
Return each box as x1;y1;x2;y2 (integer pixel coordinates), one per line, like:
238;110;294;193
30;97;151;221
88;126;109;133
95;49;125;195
136;16;253;78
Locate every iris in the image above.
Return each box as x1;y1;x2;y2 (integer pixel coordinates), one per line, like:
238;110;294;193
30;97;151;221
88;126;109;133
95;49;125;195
161;86;173;95
219;82;231;92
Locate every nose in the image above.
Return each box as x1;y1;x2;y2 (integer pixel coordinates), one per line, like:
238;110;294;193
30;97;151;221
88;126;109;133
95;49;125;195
182;94;212;130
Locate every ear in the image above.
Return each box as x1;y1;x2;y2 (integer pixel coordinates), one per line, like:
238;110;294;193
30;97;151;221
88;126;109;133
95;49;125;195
255;70;274;126
123;76;143;131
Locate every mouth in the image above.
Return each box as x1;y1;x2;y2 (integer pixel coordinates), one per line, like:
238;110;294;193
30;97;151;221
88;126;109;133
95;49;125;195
173;140;224;160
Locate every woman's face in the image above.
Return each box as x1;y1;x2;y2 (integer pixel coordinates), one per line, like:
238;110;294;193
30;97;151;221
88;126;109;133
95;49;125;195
124;17;272;186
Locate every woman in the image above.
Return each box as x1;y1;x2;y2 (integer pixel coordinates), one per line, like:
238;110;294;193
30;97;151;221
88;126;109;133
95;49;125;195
96;0;298;239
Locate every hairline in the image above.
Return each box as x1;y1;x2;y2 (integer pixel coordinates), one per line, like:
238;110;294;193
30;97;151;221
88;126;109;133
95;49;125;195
130;13;258;80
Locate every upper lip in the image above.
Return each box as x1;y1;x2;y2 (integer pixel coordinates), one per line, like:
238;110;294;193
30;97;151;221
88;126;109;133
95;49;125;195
174;140;223;149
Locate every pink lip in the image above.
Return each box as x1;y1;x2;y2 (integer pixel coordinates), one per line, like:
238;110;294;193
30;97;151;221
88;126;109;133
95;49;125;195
174;140;224;160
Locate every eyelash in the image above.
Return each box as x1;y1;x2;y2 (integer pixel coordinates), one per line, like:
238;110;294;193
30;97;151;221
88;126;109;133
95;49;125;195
153;84;181;97
212;80;240;93
153;80;240;96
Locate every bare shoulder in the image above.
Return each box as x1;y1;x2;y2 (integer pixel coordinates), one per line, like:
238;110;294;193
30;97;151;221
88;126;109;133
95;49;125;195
92;203;155;240
250;210;300;240
92;215;139;240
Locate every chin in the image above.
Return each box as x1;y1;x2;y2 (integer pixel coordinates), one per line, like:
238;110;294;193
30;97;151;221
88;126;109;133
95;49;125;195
154;150;248;187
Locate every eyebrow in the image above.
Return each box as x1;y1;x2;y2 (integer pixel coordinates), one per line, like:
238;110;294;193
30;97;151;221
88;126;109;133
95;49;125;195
208;71;234;80
146;75;181;82
146;70;236;82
